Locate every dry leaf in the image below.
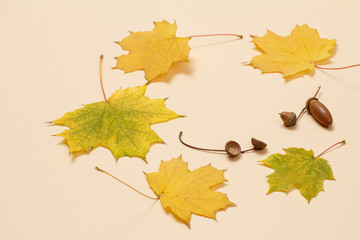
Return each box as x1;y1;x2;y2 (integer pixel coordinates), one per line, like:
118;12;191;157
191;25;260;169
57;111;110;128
145;156;234;226
261;147;335;202
114;20;191;81
51;85;181;160
250;25;336;78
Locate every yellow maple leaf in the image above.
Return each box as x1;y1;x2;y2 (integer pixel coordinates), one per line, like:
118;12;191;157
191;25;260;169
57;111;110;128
114;20;191;81
250;24;336;78
145;156;234;226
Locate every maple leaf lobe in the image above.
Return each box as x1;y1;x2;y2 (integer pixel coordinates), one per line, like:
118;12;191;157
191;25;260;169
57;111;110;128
114;20;191;81
52;85;181;160
250;24;336;78
261;147;335;202
145;156;234;225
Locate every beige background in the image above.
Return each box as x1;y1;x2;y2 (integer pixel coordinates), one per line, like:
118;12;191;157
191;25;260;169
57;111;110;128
1;0;360;239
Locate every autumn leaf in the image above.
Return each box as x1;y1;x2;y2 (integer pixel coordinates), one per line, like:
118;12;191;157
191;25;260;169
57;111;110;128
145;156;234;226
250;24;336;78
114;20;191;81
260;147;335;202
51;85;181;160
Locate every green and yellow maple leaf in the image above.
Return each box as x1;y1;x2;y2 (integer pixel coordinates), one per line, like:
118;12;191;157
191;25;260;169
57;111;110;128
250;24;336;78
261;147;335;202
114;20;191;81
52;85;181;160
145;156;234;226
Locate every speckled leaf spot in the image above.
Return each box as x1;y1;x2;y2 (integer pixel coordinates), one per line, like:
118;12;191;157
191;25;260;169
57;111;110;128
51;85;181;160
260;147;335;203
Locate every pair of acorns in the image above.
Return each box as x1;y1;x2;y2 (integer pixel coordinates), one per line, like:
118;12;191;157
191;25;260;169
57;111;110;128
179;131;267;157
279;86;333;127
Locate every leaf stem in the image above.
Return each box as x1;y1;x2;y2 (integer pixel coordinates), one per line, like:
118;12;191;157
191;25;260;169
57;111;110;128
316;140;346;158
99;55;107;102
187;33;243;39
95;167;158;200
315;64;360;70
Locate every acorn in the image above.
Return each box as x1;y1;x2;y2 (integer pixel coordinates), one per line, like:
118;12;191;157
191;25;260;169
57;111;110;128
279;111;297;127
279;87;333;128
305;97;333;127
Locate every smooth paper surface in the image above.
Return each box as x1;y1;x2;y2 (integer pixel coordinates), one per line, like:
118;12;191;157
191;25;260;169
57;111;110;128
1;0;360;239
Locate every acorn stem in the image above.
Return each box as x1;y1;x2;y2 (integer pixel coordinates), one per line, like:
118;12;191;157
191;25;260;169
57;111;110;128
187;33;243;39
313;86;321;98
296;107;307;122
241;148;255;153
316;140;346;158
99;55;107;102
95;167;158;200
296;86;321;122
179;132;226;152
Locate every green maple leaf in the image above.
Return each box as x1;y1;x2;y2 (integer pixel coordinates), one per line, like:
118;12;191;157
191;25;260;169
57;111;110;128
51;85;181;160
260;147;335;202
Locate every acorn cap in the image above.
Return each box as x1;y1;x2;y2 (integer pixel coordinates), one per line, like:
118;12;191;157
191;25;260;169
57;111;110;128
251;138;267;150
225;141;241;157
305;97;318;112
279;111;297;127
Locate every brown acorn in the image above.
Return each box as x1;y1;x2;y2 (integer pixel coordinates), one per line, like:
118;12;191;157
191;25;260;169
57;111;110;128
279;86;333;128
279;111;297;127
305;97;333;127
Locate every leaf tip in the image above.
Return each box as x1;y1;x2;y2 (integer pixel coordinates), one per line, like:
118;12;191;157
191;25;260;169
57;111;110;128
258;159;266;164
114;41;122;47
266;188;274;195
